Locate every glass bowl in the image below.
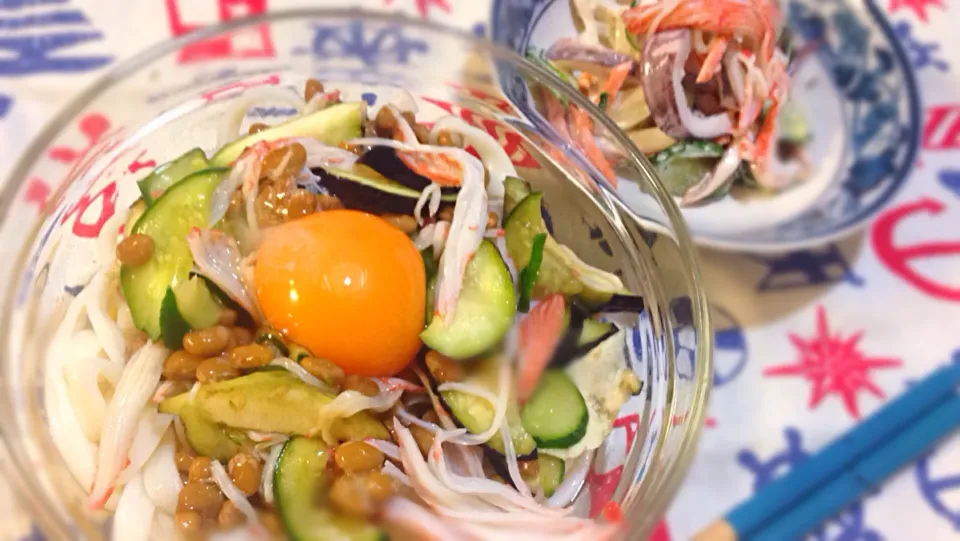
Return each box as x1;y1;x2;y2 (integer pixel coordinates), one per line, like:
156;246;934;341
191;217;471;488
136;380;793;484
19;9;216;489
0;9;711;540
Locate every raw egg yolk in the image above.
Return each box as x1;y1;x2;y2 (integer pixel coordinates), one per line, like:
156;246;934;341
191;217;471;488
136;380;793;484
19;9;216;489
254;210;425;376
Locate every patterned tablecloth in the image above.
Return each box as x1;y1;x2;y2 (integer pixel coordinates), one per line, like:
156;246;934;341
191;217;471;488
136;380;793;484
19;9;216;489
1;0;959;540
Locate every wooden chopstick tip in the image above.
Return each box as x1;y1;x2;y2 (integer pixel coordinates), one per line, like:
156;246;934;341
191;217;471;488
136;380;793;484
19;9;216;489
692;519;738;541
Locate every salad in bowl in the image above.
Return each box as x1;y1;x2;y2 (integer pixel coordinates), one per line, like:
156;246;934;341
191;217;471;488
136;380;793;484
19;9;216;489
45;79;652;541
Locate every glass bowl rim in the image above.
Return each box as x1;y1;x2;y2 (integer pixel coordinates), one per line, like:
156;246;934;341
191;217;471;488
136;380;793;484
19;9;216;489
0;7;713;538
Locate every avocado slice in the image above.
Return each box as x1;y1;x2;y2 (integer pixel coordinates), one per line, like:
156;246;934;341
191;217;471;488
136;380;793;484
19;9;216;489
420;240;516;360
275;437;384;541
161;371;389;441
137;147;209;204
504;182;626;306
211;102;364;166
435;355;536;457
120;168;228;340
159;393;250;461
312;165;457;217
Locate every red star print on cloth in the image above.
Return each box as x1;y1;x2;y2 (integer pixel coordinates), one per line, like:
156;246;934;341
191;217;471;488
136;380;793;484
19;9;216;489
383;0;452;19
888;0;945;22
763;306;902;419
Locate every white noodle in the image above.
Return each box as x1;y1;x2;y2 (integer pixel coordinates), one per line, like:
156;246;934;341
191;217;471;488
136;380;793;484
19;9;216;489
318;389;403;445
141;429;182;515
269;357;334;393
210;460;264;533
443;355;509;446
428;115;514;201
115;407;173;485
365;438;402;462
110;474;155;541
414;183;441;224
387;103;419;144
547;453;592;508
261;443;285;505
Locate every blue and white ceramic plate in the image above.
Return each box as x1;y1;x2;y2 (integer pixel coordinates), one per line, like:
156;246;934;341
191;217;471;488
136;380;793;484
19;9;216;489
491;0;920;253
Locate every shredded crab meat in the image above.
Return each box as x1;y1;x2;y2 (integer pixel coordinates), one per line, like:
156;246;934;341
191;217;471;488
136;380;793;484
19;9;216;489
89;342;169;509
433;155;487;322
392;420;615;539
186;228;261;320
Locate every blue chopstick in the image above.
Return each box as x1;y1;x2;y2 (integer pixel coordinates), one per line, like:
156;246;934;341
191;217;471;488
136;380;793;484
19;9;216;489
721;361;960;540
750;393;960;540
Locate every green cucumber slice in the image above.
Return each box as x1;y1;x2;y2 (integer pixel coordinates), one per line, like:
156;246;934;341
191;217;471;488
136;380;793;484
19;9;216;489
504;176;532;219
579;318;616;347
174;276;222;330
275;437;384;541
420;240;516;359
137;148;209;204
520;370;588;449
437;355;536;457
650;140;724;197
120;167;228;340
287;344;311;362
538;454;565;497
124;198;147;234
211;102;364;166
505;190;625;306
256;329;290;357
158;287;191;349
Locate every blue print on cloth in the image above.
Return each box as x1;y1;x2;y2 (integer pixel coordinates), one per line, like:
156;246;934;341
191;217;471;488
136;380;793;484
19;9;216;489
891;21;949;72
0;0;110;76
750;244;864;291
0;9;87;29
0;93;10;118
298;19;428;67
738;428;884;541
938;169;960;198
712;305;747;388
912;351;960;531
17;523;45;541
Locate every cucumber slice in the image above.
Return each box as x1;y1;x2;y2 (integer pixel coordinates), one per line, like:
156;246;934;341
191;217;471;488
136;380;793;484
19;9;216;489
435;355;537;458
288;344;311;362
538;455;565;497
504;176;532;219
212;102;364;166
137;148;209;204
174;276;222;330
121;168;228;340
256;329;290;357
420;240;516;359
579;318;616;347
124;198;147;234
650;140;724;198
158;287;191;349
275;437;384;541
505;190;625;306
521;370;588;449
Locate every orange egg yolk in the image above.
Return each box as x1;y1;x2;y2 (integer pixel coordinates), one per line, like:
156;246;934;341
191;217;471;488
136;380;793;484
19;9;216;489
254;210;425;376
